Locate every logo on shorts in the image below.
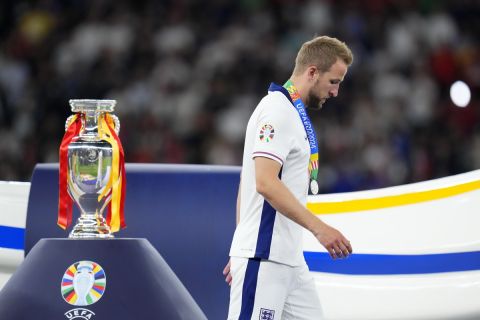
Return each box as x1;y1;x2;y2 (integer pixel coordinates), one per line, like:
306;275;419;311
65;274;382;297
259;124;275;142
260;308;275;320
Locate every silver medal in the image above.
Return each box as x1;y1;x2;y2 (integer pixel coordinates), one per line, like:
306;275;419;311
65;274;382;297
310;179;319;195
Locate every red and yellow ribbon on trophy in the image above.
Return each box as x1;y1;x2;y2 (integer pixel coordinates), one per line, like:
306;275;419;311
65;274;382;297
58;112;126;233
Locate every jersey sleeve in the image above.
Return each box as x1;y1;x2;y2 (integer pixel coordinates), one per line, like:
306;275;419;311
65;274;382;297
252;99;294;165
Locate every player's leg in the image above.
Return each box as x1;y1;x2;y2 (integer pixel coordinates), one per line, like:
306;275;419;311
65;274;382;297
227;257;292;320
281;263;324;320
251;259;293;320
227;256;249;320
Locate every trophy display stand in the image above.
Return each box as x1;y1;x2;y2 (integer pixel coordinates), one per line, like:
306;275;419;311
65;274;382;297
0;100;207;319
0;238;207;319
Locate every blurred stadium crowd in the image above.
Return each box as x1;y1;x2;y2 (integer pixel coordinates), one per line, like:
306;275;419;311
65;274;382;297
0;0;479;193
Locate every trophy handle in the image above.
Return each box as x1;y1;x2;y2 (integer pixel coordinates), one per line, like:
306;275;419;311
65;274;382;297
65;114;120;134
65;115;76;132
110;114;120;134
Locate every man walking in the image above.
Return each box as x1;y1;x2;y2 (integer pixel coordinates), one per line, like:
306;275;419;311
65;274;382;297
224;36;354;320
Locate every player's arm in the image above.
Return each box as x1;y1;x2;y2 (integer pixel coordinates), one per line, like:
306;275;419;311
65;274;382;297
255;156;352;259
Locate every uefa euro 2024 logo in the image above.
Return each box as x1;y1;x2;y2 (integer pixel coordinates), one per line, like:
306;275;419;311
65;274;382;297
61;261;106;319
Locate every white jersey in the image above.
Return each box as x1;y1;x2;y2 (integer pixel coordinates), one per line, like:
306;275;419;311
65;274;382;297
229;83;311;267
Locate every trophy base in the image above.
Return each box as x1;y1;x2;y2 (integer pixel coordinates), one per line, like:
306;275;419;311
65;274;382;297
0;239;207;319
69;231;114;239
68;215;114;239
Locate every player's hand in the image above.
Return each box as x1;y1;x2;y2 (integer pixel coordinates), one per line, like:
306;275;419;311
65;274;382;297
314;223;352;259
223;259;232;286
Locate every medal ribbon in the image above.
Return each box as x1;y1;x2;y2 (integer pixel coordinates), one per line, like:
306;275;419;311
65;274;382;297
58;114;82;229
283;80;319;185
97;113;126;232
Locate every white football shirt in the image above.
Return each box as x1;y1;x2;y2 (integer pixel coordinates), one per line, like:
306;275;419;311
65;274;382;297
229;83;311;266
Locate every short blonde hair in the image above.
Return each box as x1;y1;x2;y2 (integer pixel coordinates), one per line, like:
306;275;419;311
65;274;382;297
293;36;353;75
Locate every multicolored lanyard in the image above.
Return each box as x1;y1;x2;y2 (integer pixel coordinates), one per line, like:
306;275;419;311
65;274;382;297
283;80;319;194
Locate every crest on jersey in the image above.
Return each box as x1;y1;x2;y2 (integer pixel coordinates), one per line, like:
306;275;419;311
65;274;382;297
259;308;275;320
259;124;275;142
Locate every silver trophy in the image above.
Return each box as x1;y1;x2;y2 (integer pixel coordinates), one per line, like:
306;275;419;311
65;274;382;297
66;99;120;239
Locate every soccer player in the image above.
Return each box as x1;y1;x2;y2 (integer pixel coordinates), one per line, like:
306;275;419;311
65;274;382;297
224;36;354;320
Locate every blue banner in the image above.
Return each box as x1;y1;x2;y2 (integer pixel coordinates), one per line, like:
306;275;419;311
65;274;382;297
0;225;24;250
304;251;480;275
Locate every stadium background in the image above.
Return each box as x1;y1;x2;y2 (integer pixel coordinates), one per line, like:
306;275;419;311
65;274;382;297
0;0;479;193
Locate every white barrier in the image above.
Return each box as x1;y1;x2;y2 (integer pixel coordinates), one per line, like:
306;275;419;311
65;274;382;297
1;170;479;319
305;169;480;319
0;181;29;289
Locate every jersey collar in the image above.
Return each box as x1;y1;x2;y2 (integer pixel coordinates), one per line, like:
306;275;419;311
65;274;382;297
268;82;294;105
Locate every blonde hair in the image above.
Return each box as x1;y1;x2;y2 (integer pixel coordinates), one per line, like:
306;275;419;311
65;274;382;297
293;36;353;75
